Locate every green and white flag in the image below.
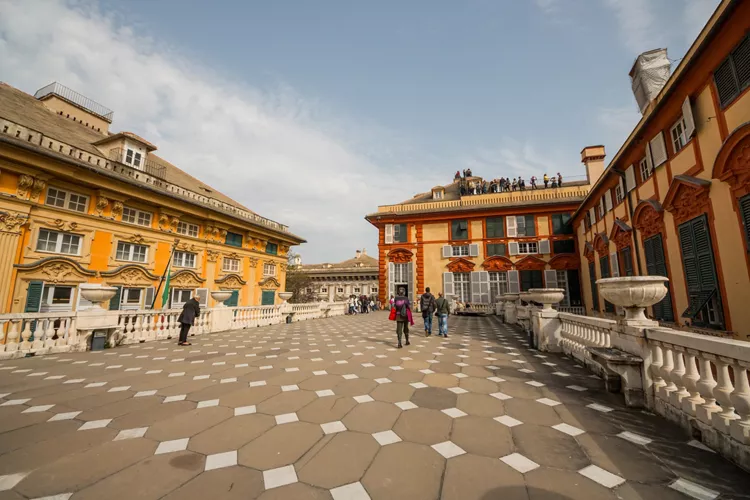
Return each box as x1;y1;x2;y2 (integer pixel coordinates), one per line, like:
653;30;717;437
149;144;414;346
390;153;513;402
161;259;172;309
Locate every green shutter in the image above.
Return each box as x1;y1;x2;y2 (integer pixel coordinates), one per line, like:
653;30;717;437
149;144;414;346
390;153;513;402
679;222;701;293
621;247;633;276
24;281;44;336
600;256;614;312
525;215;536;236
109;286;122;311
225;290;239;307
487;217;504;238
261;290;275;305
741;195;750;250
645;234;674;322
589;262;599;311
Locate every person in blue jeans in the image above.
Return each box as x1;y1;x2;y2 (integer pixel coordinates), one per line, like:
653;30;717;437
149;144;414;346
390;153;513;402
435;292;450;337
419;287;437;337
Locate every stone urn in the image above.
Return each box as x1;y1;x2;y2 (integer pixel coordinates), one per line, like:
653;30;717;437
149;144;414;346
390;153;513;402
519;291;533;305
278;292;293;304
597;276;669;322
502;293;519;303
528;288;565;311
80;286;119;309
210;290;233;307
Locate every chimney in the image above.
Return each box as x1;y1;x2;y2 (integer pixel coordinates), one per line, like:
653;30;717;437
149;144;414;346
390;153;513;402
581;145;606;185
629;49;671;115
355;250;361;259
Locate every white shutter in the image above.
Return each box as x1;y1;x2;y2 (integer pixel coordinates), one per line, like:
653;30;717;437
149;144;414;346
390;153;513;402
508;270;520;293
619;178;626;201
469;244;479;257
196;288;209;307
588;207;596;224
506;216;517;237
442;245;452;258
388;262;395;299
625;165;636;192
144;287;155;309
604;191;613;212
407;263;415;304
682;96;696;138
470;272;481;303
538;239;550;254
385;224;394;244
509;241;519;256
649;132;667;167
443;272;454;297
480;271;490;303
610;252;620;277
599;198;605;218
544;270;558;289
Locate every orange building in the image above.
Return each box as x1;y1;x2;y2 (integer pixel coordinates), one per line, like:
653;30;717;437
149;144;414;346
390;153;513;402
365;167;602;308
0;82;304;315
572;0;750;339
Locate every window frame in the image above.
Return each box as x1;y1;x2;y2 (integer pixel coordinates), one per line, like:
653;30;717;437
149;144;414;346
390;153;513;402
393;223;408;243
121;206;153;227
488;271;508;301
265;242;278;255
225;231;243;247
639;157;651;182
115;241;148;263
176;221;199;238
670;117;688;154
551;213;572;235
451;220;468;241
552;239;575;254
453;272;471;302
173;251;197;268
517;241;538;255
486;217;504;238
45;186;89;213
615;184;624;205
222;257;241;273
516;215;535;237
486;243;506;257
451;245;470;257
36;228;82;256
263;263;277;276
713;33;750;109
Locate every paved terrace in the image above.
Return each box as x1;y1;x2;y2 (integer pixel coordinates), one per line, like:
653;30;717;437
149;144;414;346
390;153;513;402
0;314;747;500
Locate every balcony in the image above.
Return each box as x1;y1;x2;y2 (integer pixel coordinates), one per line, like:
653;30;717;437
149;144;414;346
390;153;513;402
34;82;114;122
108;147;167;181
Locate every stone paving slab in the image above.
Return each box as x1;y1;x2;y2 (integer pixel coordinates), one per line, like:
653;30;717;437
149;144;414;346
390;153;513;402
0;313;748;499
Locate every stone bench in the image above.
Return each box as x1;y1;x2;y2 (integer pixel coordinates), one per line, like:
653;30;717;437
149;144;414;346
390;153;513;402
586;347;644;408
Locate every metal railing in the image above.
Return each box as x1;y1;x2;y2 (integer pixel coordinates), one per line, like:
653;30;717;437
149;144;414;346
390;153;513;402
108;148;168;180
34;82;114;122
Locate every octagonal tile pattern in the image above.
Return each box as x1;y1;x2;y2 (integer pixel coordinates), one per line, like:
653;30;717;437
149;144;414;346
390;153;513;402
0;313;746;499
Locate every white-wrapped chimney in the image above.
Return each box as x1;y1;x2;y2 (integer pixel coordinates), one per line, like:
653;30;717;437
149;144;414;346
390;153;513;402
629;49;671;115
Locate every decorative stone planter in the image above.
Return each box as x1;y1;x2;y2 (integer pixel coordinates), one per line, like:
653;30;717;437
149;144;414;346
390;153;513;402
210;290;233;307
597;276;669;322
502;293;519;303
278;292;293;304
80;286;119;309
528;288;565;311
519;291;533;305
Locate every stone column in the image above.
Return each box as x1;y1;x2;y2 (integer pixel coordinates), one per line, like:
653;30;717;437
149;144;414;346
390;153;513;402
0;212;27;314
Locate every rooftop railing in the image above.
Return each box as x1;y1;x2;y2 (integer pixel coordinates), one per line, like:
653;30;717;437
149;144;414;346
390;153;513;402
34;82;114;122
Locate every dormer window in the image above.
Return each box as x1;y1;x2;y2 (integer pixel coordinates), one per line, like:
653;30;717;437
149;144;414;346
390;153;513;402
431;187;445;200
125;148;142;168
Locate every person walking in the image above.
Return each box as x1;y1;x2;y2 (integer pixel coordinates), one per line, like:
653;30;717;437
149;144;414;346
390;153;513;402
177;294;200;346
435;292;450;337
557;172;563;187
419;287;437;337
391;287;413;348
530;176;537;189
543;173;549;188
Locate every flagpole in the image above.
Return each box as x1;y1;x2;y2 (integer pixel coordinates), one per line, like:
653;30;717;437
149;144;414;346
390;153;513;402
152;238;179;310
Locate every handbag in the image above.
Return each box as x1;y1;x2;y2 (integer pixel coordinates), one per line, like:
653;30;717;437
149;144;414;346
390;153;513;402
388;308;397;321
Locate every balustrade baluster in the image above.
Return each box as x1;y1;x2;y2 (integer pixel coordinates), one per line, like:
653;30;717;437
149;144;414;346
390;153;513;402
713;358;739;429
660;346;677;399
650;342;665;393
669;348;691;406
695;355;721;424
729;363;750;443
682;350;703;416
135;314;145;341
5;319;21;351
67;317;78;347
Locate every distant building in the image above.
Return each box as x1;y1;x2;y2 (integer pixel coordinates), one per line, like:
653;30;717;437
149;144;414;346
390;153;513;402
300;250;378;301
0;82;304;314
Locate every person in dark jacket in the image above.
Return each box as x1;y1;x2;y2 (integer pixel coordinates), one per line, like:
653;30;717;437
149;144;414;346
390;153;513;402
435;292;450;337
419;287;437;336
177;295;200;346
392;287;413;348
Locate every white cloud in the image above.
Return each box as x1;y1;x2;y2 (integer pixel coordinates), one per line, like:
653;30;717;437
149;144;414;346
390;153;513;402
0;0;443;263
603;0;657;53
534;0;560;14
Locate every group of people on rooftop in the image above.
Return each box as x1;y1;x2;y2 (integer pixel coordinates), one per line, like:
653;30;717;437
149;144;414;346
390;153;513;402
454;170;563;195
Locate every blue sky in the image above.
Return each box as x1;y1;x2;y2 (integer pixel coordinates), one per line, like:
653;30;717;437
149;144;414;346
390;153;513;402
0;0;718;262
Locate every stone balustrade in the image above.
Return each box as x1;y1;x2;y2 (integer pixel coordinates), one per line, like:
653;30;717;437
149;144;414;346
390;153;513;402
0;301;349;359
559;313;616;363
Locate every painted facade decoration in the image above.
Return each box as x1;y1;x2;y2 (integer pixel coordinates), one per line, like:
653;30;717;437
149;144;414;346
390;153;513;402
0;82;304;314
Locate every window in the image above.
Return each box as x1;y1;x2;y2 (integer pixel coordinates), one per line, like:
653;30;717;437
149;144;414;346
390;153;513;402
520;270;543;292
553;240;575;254
518;242;538;254
37;229;81;255
225;232;243;247
516;215;535;237
263;263;276;276
372;287;378;292
486;217;504;238
453;272;470;302
122;207;152;227
489;271;508;301
393;223;408;243
615;184;624;205
392;263;409;282
551;213;572;235
451;245;469;257
177;222;199;237
678;215;723;328
644;234;674;322
171;289;193;308
41;285;74;311
584;212;591;231
173;251;196;268
556;270;570;306
486;243;506;257
740;194;750;251
671;117;688;153
122;288;142;308
337;288;344;293
600;255;615;313
116;242;148;263
589;261;599;311
354;287;361;293
223;257;240;272
639;157;651;182
265;242;278;255
321;287;328;293
45;187;88;213
620;246;634;277
125;148;142;168
451;220;468;240
714;34;750;108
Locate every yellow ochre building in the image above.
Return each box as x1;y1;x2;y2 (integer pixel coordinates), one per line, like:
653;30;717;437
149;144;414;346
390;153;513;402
0;82;305;314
